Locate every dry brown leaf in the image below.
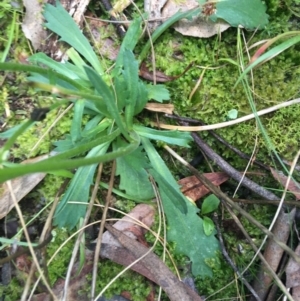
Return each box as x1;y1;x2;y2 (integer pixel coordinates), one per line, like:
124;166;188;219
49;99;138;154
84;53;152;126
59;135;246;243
106;224;203;301
178;172;230;201
139;61;194;82
270;167;300;200
161;0;230;38
22;0;47;50
102;203;155;247
286;244;300;289
145;103;174;114
139;62;175;82
144;0;169;31
0;154;50;219
88;18;120;60
286;244;300;300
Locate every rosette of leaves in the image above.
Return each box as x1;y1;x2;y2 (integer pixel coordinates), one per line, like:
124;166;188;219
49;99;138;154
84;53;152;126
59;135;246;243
0;2;219;277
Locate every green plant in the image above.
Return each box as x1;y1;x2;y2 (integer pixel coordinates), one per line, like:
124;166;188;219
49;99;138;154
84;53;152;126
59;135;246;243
0;2;220;277
0;0;274;279
200;194;220;236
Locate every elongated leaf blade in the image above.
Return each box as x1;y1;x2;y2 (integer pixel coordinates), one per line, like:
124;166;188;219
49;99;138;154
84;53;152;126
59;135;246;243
141;137;187;213
43;2;103;74
134;125;192;147
123;50;138;127
114;18;142;73
84;66;129;139
28;53;80;80
0;62;83;90
70;99;85;143
54;143;110;229
235;35;300;86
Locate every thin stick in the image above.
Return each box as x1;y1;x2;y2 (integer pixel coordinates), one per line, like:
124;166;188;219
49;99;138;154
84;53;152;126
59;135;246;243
28;179;69;300
91;161;115;300
94;177;162;300
163;145;300;263
5;181;57;301
221;201;294;301
213;213;261;301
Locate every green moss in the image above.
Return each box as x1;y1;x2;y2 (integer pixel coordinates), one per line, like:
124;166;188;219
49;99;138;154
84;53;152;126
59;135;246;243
47;228;75;285
38;174;65;200
195;205;275;299
0;278;23;301
195;252;238;299
85;261;151;301
151;17;300;163
1;1;298;299
9;107;72;159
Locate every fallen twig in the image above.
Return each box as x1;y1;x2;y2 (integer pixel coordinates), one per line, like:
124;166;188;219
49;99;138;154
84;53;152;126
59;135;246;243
105;224;203;301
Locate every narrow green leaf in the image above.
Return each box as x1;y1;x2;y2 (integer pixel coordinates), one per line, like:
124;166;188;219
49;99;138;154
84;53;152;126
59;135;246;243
99;182;153;203
150;169;187;214
43;2;103;74
53;133;140;229
54;143;109;229
66;47;88;73
70;100;85;143
114;75;128;112
29;81;106;114
235;35;300;87
0;120;34;163
120;18;142;51
84;66;130;140
48;170;74;178
81;117;111;138
139;8;200;63
0;123;31;139
114;18;143;73
134;81;149;115
0;237;38;247
0;129;121;182
123;49;139;127
1;10;16;63
141;137;187;213
28;53;80;80
134;125;192;147
113;48;148;125
0;62;84;90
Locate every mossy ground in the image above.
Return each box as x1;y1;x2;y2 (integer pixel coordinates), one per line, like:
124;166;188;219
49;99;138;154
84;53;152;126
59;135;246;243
0;0;299;300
